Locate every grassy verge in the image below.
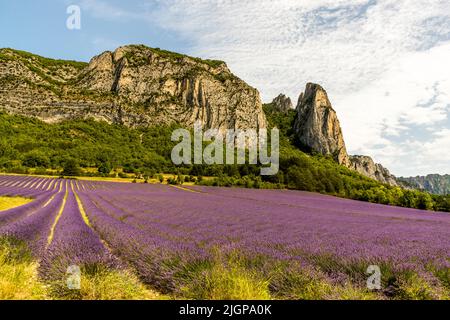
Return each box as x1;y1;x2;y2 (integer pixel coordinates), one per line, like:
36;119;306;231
177;257;271;300
172;253;379;300
0;237;167;300
160;249;449;300
0;196;33;212
0;238;46;299
1;236;447;300
45;264;165;300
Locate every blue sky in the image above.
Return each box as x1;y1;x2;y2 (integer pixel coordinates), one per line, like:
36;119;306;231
0;0;191;61
1;0;450;176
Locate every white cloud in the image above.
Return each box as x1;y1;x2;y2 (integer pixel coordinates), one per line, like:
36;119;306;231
337;43;450;175
80;0;450;176
386;127;450;177
146;0;450;176
148;0;450;96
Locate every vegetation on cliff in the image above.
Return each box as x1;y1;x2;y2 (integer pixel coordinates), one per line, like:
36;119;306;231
0;111;448;212
0;45;265;131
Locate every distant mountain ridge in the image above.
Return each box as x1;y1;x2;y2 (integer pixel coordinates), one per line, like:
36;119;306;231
399;174;450;195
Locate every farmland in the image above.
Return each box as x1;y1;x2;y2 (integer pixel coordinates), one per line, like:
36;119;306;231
0;175;449;300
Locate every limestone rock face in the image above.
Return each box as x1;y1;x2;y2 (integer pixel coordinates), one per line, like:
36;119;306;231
293;83;398;186
271;94;293;113
294;83;350;166
76;45;267;131
349;155;398;186
0;45;266;132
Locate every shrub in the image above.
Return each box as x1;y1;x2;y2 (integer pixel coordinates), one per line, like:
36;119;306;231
62;159;80;176
98;162;112;175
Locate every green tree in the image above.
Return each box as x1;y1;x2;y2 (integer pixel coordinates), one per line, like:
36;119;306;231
98;162;112;175
22;150;50;168
62;159;81;176
177;173;184;185
417;192;434;210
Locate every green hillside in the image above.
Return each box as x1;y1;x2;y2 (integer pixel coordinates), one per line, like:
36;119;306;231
0;111;449;212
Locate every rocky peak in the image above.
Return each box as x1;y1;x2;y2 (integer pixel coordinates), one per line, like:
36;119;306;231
77;45;266;131
294;83;350;167
293;83;398;186
271;94;293;113
349;155;398;186
0;45;266;132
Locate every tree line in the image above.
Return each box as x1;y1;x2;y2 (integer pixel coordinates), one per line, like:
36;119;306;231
0;111;448;212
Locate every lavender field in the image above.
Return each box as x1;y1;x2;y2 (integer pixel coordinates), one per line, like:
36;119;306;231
0;175;449;300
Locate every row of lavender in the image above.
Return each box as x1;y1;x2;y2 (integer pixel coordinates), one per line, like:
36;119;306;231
77;181;450;294
0;176;59;229
0;176;114;285
1;175;449;297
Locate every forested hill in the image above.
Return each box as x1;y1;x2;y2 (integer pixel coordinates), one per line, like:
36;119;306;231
0;111;449;213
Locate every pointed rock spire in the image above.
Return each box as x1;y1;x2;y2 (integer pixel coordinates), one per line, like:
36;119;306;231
294;83;350;166
293;83;398;186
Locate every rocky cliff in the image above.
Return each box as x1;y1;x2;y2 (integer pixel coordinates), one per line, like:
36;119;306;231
271;94;293;113
294;83;350;167
0;45;266;131
293;83;398;186
399;174;450;195
350;155;398;186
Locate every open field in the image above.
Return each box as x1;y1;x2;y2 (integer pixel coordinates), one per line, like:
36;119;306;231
0;196;32;212
0;174;449;300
